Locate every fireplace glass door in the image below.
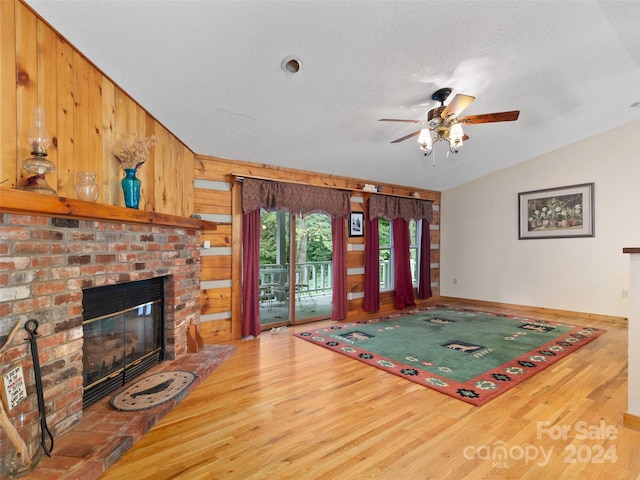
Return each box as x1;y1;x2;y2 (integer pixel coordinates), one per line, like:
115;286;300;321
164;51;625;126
82;277;164;407
83;302;161;386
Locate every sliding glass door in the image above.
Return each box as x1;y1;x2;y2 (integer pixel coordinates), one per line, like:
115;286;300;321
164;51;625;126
259;210;332;328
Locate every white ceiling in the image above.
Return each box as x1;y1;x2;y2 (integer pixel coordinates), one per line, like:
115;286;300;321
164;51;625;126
25;1;640;191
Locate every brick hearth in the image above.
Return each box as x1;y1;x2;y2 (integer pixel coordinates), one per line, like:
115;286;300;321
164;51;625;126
21;344;236;480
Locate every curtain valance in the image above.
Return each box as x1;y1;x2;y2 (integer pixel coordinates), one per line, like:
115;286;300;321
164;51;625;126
241;177;350;218
368;194;433;222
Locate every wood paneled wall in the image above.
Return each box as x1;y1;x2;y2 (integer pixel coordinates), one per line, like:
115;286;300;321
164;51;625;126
0;1;194;216
194;155;442;342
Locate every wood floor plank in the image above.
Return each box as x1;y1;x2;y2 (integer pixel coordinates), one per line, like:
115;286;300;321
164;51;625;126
101;302;640;479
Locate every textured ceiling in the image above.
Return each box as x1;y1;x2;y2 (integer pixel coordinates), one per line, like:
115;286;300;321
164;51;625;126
25;1;640;191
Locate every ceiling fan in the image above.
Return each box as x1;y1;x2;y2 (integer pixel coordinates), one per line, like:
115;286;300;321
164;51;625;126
379;88;520;156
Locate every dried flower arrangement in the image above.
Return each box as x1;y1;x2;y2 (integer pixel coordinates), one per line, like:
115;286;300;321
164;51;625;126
114;135;158;170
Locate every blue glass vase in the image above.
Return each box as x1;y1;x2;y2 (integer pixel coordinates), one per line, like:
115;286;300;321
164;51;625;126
121;168;141;209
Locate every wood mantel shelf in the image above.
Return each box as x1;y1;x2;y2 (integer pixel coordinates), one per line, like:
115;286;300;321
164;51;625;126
623;248;640;254
0;188;214;230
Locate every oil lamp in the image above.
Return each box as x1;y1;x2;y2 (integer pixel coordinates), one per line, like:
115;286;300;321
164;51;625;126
23;107;56;195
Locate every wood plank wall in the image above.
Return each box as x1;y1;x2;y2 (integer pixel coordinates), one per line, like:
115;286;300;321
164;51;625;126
194;155;442;342
0;1;194;216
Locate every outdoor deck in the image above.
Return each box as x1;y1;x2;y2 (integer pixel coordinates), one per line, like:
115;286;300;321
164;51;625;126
260;292;333;327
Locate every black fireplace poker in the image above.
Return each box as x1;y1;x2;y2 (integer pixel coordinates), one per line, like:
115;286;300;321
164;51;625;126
24;319;54;457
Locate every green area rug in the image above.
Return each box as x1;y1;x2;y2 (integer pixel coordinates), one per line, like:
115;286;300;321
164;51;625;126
295;306;605;406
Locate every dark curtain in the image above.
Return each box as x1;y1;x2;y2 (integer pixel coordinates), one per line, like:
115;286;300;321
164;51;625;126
392;218;416;309
418;220;432;299
242;208;261;338
368;194;433;223
242;177;350;217
331;215;347;320
363;201;380;312
367;194;433;309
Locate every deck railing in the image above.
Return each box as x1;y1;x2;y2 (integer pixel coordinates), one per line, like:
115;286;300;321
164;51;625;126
259;259;417;298
259;261;333;297
296;262;333;295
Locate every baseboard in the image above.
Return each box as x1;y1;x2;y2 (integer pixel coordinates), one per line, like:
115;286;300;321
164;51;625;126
623;413;640;431
340;296;626;326
436;296;627;325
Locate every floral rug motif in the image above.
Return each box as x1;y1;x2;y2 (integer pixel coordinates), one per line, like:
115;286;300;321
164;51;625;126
295;306;606;406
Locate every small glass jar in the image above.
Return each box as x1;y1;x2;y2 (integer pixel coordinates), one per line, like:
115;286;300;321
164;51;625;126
75;172;99;202
3;412;42;478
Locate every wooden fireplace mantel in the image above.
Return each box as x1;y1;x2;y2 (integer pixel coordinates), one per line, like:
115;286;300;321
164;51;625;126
0;188;216;230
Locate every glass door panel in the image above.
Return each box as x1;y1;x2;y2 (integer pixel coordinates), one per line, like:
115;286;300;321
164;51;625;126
259;210;333;328
293;214;333;323
259;210;290;328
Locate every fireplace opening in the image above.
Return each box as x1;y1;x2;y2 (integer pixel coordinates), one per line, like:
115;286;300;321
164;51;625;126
82;277;165;408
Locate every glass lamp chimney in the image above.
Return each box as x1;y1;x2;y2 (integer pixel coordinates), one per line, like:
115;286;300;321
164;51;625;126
27;106;50;156
23;107;56;195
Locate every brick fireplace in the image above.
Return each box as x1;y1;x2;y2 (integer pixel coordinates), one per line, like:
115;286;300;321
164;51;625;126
0;202;203;440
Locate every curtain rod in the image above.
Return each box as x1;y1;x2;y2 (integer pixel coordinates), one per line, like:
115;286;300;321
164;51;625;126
230;173;432;201
230;173;352;192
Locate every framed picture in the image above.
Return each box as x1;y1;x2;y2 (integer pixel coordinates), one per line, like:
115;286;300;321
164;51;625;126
518;183;594;239
349;212;364;237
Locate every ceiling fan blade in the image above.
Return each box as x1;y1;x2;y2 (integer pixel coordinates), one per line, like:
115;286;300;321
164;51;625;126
441;94;475;119
390;130;421;143
462;133;470;141
458;110;520;125
379;118;422;123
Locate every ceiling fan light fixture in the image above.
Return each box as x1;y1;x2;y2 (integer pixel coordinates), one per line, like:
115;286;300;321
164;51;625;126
418;129;433;155
417;128;431;145
449;123;465;150
417;124;464;157
449;123;463;139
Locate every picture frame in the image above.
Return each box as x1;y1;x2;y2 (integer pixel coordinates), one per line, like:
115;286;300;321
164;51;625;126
349;212;364;237
518;182;594;239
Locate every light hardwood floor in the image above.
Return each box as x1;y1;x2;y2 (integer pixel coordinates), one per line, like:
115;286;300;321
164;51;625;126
101;301;640;480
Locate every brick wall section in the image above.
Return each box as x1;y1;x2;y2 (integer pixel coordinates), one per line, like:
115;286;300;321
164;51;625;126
0;212;201;437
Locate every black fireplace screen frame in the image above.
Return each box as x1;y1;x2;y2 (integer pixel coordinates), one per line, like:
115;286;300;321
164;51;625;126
81;277;165;407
